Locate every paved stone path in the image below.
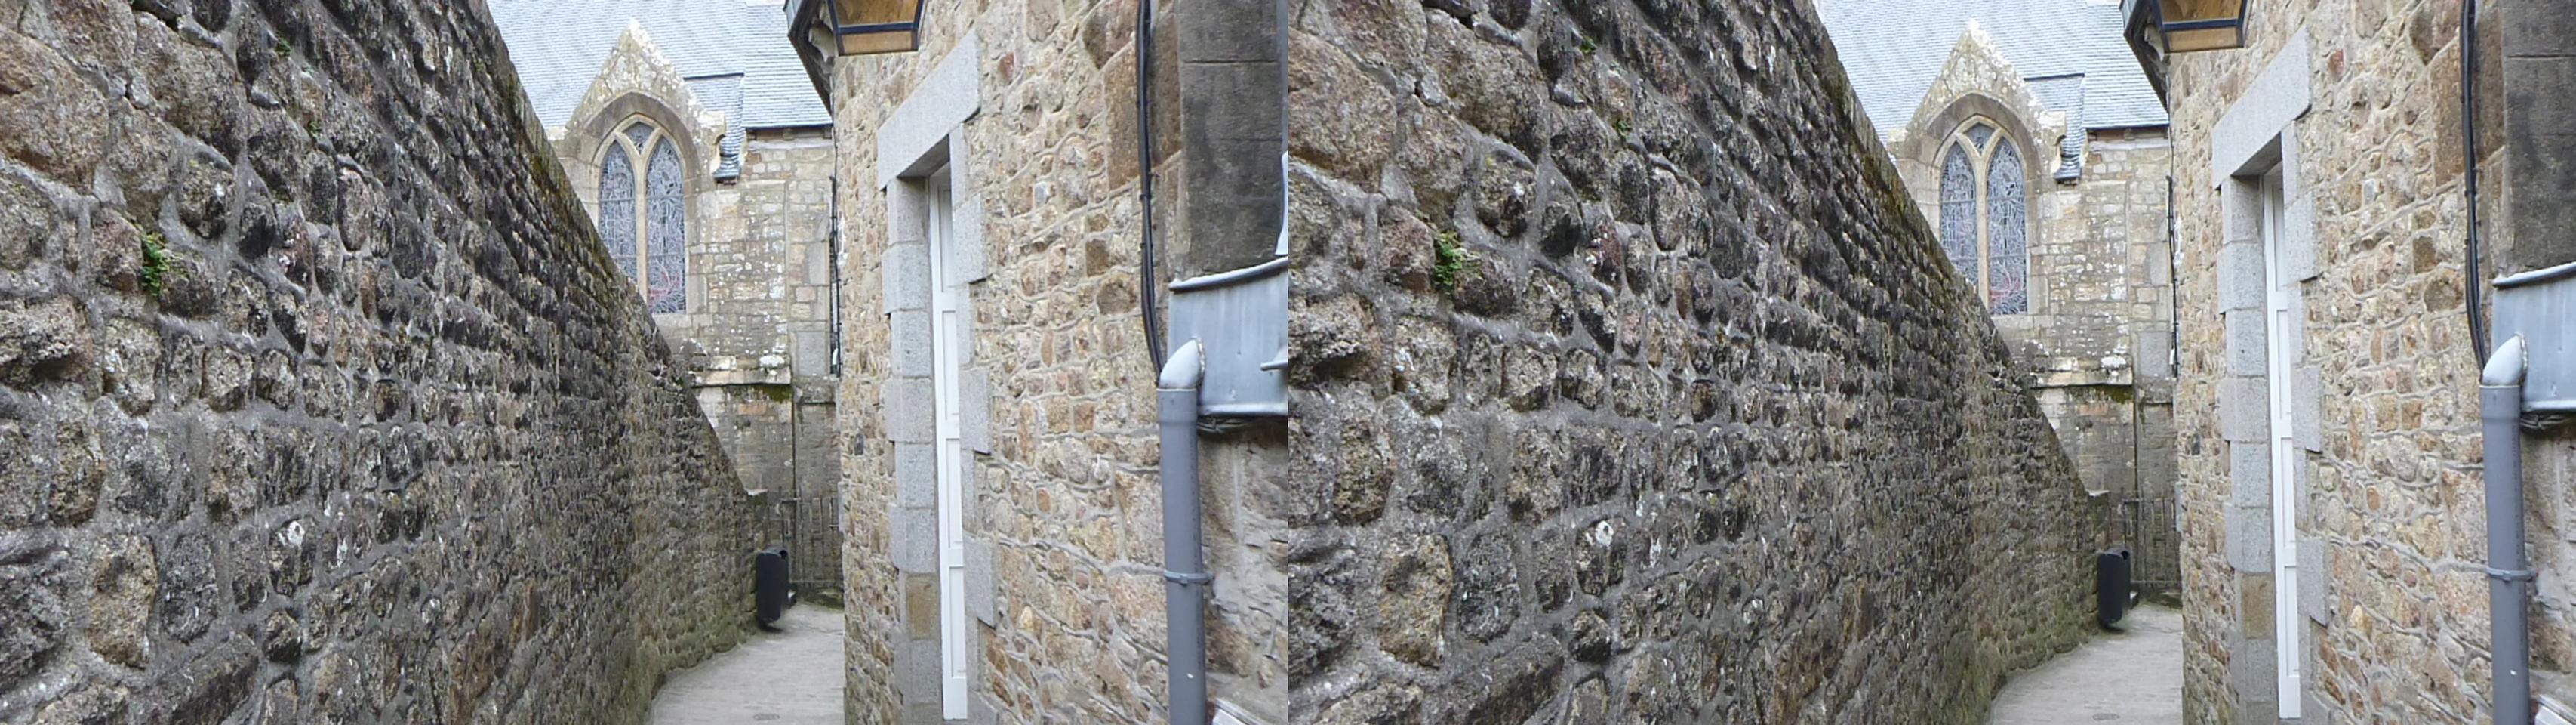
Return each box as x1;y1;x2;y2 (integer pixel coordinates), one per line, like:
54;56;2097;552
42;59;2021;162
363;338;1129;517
1987;604;2184;725
648;605;845;725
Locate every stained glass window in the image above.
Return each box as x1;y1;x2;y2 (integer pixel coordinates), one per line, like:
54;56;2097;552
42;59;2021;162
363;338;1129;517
623;123;656;153
1937;144;1980;284
596;120;687;313
598;143;638;285
1985;142;2027;313
1934;119;2030;315
645;137;687;313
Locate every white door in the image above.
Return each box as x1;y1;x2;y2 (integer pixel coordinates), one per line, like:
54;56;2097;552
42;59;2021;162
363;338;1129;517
927;173;971;720
2261;170;2303;719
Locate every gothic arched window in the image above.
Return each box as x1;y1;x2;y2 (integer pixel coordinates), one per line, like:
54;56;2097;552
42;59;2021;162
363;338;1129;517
1936;119;2029;314
597;119;688;313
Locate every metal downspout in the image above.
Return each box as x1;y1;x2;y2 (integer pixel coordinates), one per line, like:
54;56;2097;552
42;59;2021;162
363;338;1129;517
1158;339;1208;725
2486;334;2531;725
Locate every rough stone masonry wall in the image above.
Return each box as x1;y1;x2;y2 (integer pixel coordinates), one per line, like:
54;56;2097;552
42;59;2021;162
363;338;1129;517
0;0;758;723
697;129;842;597
543;33;845;598
2162;0;2522;721
1885;37;2182;590
1286;1;2096;723
2054;128;2181;591
829;1;1248;722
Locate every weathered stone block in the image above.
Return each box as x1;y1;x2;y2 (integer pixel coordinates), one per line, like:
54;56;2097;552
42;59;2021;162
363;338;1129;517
966;537;995;625
949;193;988;284
2218;376;2270;443
894;443;935;509
882;242;931;313
894;636;940;703
2227;506;2274;573
86;534;154;669
2217;242;2266;312
889;504;936;575
960;368;990;455
2230;441;2273;510
2281;194;2318;282
1374;533;1451;667
0;297;90;387
2229;633;2280;710
2298;536;2328;625
1448;529;1518;643
889;310;931;378
0;33;109;183
2291;365;2322;452
883;378;934;443
2224;310;2268;376
0;548;65;691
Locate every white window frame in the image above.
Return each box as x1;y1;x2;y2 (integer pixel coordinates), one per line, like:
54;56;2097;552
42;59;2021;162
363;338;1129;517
2260;168;2303;720
926;169;970;720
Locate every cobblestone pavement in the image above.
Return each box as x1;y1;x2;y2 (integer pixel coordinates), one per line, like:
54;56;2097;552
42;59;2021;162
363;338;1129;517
648;605;845;725
1987;604;2185;725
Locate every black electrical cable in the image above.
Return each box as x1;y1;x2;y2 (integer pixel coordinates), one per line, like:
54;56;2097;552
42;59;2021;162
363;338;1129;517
2464;0;2490;365
1137;0;1166;369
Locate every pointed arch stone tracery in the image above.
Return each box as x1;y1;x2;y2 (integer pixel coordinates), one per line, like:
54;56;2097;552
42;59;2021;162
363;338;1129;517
596;116;690;313
1936;116;2030;314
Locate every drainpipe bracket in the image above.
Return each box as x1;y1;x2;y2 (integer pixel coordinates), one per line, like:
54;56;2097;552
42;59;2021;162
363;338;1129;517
2488;566;2539;583
1161;570;1213;585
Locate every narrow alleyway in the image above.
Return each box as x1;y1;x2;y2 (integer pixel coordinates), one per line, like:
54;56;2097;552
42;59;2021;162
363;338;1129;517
648;606;846;724
1987;605;2184;724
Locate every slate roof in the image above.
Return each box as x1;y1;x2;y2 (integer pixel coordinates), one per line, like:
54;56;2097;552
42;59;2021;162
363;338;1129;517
1817;0;2167;180
488;0;831;180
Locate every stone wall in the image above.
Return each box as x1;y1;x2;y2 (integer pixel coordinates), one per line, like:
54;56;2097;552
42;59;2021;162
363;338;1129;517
2051;127;2181;591
655;128;840;382
695;128;842;597
543;32;845;598
2159;0;2559;721
1286;1;2097;722
1879;29;2182;592
824;0;1290;721
0;0;759;722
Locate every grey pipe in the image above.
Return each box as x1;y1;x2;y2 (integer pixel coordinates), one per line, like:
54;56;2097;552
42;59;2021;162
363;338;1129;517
1159;338;1208;725
2485;334;2531;725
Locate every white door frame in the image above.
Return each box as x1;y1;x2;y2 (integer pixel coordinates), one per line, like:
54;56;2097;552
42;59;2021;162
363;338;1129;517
927;171;971;720
2261;168;2303;719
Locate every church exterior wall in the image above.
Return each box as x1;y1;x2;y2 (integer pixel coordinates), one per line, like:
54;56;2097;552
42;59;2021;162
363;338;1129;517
542;46;846;600
1882;35;2184;595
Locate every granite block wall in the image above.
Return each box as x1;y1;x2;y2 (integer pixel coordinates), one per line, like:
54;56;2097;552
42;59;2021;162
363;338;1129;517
0;0;759;722
1285;1;2097;722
